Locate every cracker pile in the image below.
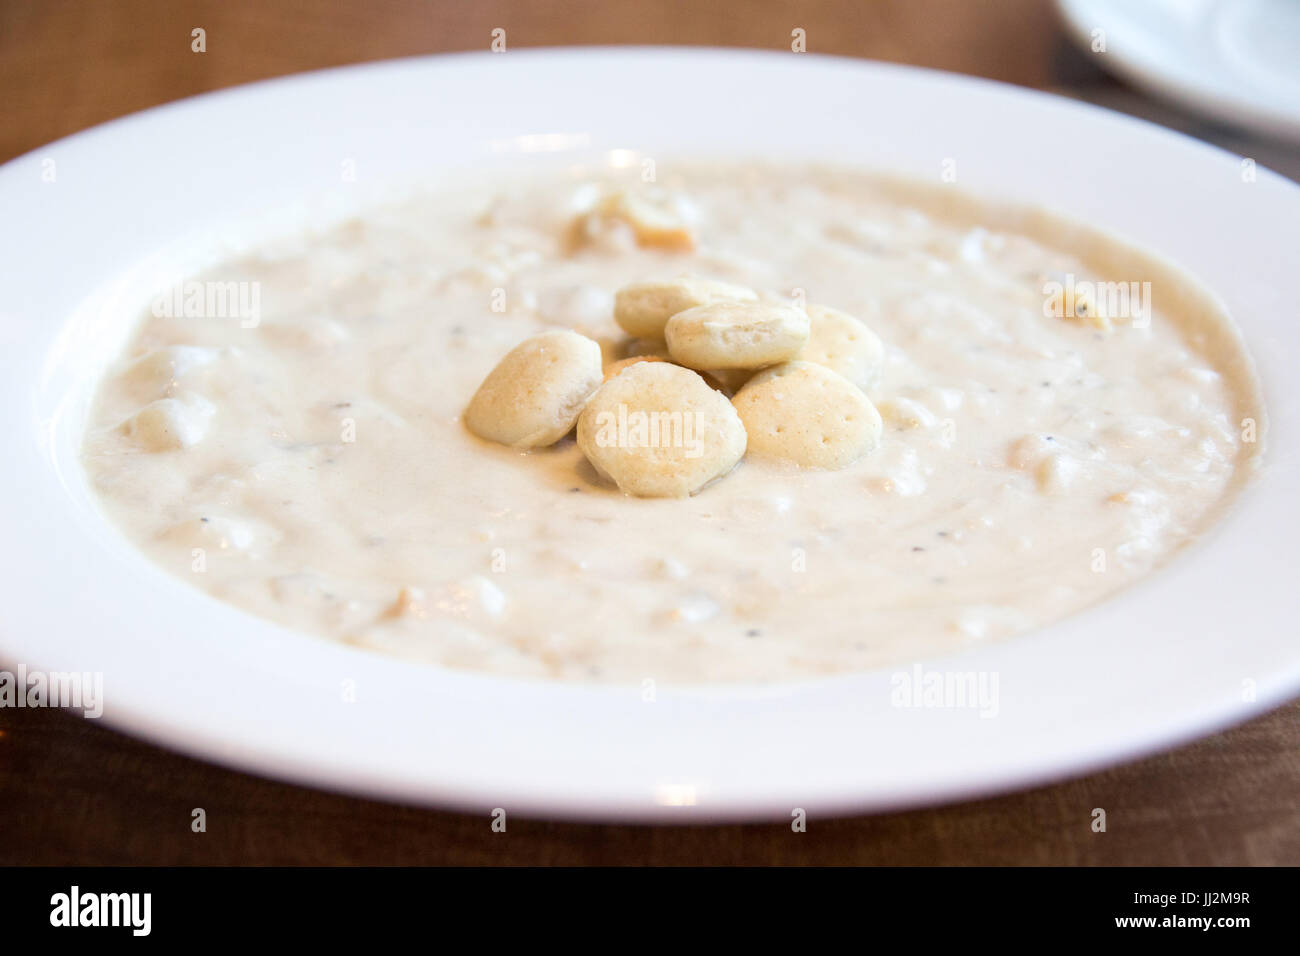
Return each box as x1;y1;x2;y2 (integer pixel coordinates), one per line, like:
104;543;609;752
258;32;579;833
464;276;885;497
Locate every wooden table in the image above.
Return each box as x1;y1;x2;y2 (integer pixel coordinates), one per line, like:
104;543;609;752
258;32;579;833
2;0;1296;865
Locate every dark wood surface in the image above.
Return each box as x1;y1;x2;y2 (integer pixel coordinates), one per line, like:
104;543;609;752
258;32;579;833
1;0;1296;865
3;701;1298;865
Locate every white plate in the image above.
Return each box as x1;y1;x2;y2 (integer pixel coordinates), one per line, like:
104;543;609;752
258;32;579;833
1058;0;1300;142
1;49;1298;821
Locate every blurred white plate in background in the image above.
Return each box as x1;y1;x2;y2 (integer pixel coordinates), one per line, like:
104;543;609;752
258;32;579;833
1058;0;1300;141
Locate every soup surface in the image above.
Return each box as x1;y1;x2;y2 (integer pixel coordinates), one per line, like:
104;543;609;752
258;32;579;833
82;163;1263;682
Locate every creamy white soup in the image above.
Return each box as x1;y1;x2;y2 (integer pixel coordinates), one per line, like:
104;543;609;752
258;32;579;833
82;163;1263;682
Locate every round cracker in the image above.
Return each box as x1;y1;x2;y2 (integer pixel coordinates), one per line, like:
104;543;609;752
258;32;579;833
577;362;747;497
465;330;603;448
799;304;885;391
665;301;810;371
613;276;757;339
732;360;882;469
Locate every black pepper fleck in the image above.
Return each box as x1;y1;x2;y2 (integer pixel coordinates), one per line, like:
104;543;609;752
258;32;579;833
745;629;761;638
